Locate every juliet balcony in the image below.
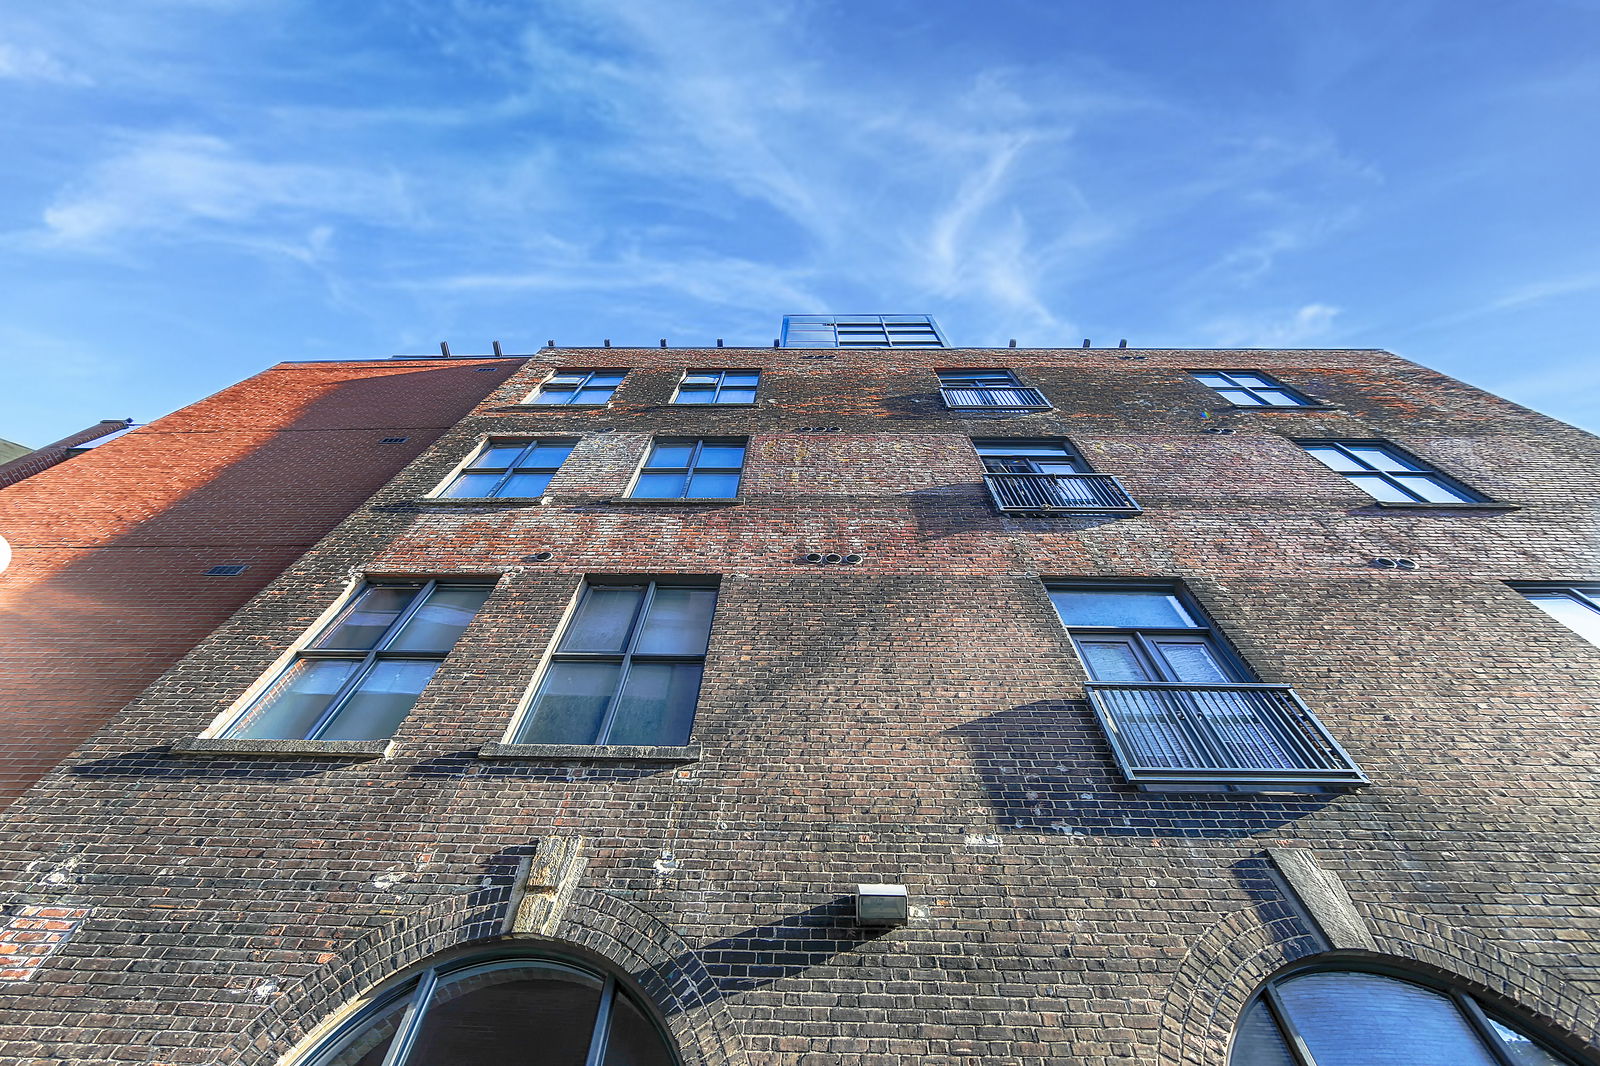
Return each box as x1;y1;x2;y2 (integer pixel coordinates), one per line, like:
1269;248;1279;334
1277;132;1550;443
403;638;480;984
982;472;1142;514
940;385;1052;410
1083;682;1368;791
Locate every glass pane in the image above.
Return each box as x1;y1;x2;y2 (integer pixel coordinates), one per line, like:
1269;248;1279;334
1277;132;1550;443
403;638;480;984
1228;998;1297;1066
588;372;626;386
478;444;529;467
228;659;361;740
632;473;688;498
1258;390;1305;406
724;373;759;386
1487;1015;1571;1066
674;388;715;404
515;661;622;744
1152;639;1234;682
388;585;492;652
574;387;614;404
520;443;575;467
1348;445;1423;471
499;472;554;497
1050;589;1195;628
602;989;676;1066
309;983;417;1066
1347;474;1413;502
316;586;421;650
686;473;740;498
1306;446;1363;472
1193;373;1230;387
403;962;603;1066
1395;475;1472;503
532;388;573;404
546;373;586;385
635;587;717;655
974;441;1071;458
1220;390;1262;405
1078;640;1153;682
1527;593;1600;647
441;473;504;499
696;444;745;467
560;586;645;653
681;372;719;385
645;444;693;468
1278;972;1499;1066
606;662;703;746
317;660;439;740
719;388;757;404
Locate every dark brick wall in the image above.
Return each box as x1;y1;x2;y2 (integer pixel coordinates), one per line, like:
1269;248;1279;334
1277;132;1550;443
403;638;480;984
0;346;1597;1065
0;358;516;803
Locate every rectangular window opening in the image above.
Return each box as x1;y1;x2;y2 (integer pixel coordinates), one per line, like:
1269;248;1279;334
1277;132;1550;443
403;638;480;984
974;439;1139;514
222;580;493;742
1511;583;1600;649
525;370;627;406
1192;370;1316;408
938;370;1050;410
437;438;576;499
1300;440;1488;504
1048;581;1365;790
672;370;760;405
513;579;720;746
628;438;745;500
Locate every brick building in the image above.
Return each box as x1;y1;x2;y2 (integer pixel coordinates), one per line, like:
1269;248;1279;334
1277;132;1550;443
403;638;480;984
0;320;1596;1065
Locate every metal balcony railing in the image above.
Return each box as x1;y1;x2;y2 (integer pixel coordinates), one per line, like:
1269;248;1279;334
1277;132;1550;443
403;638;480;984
1083;682;1367;788
983;472;1142;514
940;386;1051;410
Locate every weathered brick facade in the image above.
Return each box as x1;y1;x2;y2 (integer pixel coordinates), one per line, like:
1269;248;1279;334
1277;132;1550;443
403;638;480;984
0;344;1596;1064
0;359;517;802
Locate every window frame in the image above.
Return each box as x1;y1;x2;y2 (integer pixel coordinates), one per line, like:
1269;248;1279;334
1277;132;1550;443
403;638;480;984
972;438;1093;474
1191;369;1318;407
432;437;577;499
508;577;719;747
1049;580;1255;684
780;314;948;348
937;369;1052;411
219;579;493;742
1298;439;1491;505
296;948;682;1066
1510;582;1600;649
523;369;628;406
1233;961;1586;1066
670;369;761;405
625;437;746;501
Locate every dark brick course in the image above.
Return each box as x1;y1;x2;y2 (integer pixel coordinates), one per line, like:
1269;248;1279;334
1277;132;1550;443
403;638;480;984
0;346;1596;1065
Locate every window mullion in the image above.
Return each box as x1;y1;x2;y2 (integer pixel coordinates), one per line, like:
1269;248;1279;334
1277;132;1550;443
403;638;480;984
378;965;440;1066
594;583;657;743
1454;994;1522;1066
303;651;381;740
373;582;439;653
582;976;617;1066
1261;984;1320;1066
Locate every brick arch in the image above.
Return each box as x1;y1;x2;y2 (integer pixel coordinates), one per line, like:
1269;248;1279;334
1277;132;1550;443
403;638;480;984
1157;901;1600;1066
222;884;747;1066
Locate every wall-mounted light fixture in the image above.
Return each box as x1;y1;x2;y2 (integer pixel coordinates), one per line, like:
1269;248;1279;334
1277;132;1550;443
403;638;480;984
855;883;909;927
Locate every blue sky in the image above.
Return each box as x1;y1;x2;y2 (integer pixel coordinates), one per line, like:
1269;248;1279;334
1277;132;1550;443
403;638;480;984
1;0;1598;444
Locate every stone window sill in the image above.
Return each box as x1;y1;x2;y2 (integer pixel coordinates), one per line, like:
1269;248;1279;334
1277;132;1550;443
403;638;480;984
171;737;393;759
415;496;550;508
666;402;759;408
1369;500;1519;511
604;496;744;506
478;742;701;762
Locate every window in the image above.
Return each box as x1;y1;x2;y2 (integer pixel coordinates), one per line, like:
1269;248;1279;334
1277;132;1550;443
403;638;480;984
224;582;491;742
1192;370;1315;407
938;369;1051;410
302;954;676;1066
437;439;575;499
526;370;626;405
1301;440;1487;504
1515;584;1600;648
513;580;717;747
781;313;947;348
1233;966;1580;1066
628;439;744;500
1050;583;1364;789
672;370;759;404
974;439;1140;513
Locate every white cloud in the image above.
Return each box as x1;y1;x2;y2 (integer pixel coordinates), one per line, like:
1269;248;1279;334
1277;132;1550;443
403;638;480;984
0;41;91;85
35;132;411;247
1202;303;1343;348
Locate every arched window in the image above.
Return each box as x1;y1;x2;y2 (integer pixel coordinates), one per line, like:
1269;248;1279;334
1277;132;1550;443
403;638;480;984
1232;966;1584;1066
302;954;678;1066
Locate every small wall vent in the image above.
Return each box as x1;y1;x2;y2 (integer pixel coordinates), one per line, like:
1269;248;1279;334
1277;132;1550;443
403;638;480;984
204;565;249;576
379;437;410;444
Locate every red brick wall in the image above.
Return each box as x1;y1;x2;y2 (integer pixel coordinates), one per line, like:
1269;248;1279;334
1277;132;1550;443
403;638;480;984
0;358;518;802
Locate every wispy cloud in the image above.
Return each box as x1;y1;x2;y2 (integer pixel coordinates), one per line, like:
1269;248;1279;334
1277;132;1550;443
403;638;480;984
32;132;411;248
0;41;92;85
1202;303;1343;348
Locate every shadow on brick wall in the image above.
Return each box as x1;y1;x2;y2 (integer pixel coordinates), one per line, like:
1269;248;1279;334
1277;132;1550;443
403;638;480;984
947;701;1337;836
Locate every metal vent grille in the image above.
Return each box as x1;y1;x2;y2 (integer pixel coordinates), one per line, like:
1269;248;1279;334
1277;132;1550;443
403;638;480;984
204;565;249;576
379;437;410;444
